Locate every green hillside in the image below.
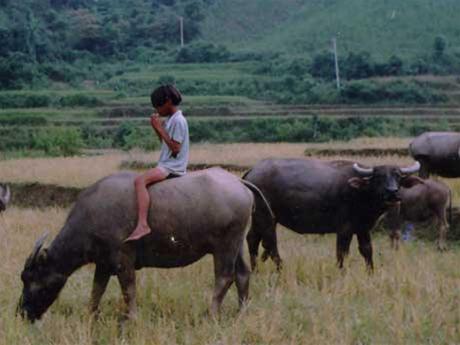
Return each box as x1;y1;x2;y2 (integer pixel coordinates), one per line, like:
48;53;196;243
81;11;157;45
202;0;460;59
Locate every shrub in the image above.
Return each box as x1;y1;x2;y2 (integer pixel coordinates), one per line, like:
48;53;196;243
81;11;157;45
114;121;159;150
58;94;103;107
341;80;447;104
32;127;84;156
80;123;113;149
0;93;51;108
123;127;160;150
0;53;38;89
0;116;47;126
176;42;230;63
158;74;176;85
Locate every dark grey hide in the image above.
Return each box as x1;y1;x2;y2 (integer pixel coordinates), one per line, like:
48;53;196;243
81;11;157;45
385;178;451;251
409;131;460;178
243;158;421;272
18;168;254;321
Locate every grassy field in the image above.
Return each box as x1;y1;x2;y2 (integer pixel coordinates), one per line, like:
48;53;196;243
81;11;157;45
1;210;460;344
0;139;412;187
1;139;460;344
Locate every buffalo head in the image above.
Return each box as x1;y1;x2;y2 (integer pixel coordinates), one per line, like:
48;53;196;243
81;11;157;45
0;184;10;212
349;161;421;204
17;232;67;322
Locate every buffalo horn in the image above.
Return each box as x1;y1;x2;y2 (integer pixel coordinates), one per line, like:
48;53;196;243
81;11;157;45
353;163;373;176
30;231;49;263
400;161;421;174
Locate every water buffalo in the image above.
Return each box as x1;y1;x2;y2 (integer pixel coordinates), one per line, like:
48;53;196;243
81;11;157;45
243;158;421;271
409;131;460;178
18;168;266;322
385;179;451;250
0;184;10;212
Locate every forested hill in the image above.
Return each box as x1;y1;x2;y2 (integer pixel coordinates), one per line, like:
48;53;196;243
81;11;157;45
2;0;460;92
1;0;460;62
202;0;460;59
0;0;214;62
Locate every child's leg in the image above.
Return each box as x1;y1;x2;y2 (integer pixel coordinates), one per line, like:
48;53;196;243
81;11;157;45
125;167;169;242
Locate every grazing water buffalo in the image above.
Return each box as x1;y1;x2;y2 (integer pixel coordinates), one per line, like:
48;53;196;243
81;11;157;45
409;131;460;178
18;168;265;322
243;159;421;271
0;184;10;212
385;179;451;251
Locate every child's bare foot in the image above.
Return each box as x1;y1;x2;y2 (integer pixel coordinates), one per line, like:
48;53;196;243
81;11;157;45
125;224;151;242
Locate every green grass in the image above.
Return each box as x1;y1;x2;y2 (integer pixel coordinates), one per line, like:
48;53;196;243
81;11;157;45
203;0;460;59
0;89;117;99
0;108;100;119
107;95;265;107
108;62;262;83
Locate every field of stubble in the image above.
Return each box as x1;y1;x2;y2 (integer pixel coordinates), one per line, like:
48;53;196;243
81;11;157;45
1;139;460;345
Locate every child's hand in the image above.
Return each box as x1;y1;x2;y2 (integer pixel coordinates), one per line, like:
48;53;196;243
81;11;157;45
150;114;162;129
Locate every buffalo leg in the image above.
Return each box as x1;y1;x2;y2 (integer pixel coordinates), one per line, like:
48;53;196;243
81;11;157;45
336;232;353;269
211;254;235;316
357;231;374;272
90;265;111;315
117;257;137;320
234;248;250;310
246;229;262;271
389;228;401;250
247;214;280;271
261;227;282;271
386;203;401;250
436;215;449;251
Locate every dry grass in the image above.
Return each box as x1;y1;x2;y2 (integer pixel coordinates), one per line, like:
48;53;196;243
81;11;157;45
0;153;124;188
0;138;412;188
1;207;460;344
1;139;460;344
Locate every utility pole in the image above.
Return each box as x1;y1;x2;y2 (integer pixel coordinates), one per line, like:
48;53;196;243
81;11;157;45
332;37;340;90
179;16;184;47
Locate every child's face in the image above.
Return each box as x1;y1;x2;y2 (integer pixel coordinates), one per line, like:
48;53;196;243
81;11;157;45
155;99;175;117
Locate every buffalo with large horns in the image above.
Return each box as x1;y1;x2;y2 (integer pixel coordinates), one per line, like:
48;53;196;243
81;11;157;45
409;131;460;178
18;168;270;322
243;159;421;271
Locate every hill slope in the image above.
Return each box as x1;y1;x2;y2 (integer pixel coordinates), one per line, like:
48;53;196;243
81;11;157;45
202;0;460;59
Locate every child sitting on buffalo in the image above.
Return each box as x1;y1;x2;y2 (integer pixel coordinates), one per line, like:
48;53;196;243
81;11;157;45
125;85;189;242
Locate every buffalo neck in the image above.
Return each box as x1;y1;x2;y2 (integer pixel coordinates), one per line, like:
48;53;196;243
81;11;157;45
350;190;388;223
47;223;90;277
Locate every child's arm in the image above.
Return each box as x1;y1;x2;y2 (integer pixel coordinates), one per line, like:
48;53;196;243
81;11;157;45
149;113;163;142
151;115;181;156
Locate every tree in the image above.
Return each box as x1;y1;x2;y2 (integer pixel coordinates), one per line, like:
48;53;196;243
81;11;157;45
433;35;447;58
309;51;335;80
342;51;373;79
387;55;404;76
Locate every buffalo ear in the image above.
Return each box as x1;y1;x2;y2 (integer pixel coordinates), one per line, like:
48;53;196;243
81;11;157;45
348;177;369;189
400;175;425;188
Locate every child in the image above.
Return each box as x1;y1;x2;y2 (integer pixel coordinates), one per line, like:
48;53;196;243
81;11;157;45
125;85;189;242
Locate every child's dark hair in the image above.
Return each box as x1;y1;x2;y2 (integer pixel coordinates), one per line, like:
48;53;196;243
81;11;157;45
151;85;182;108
